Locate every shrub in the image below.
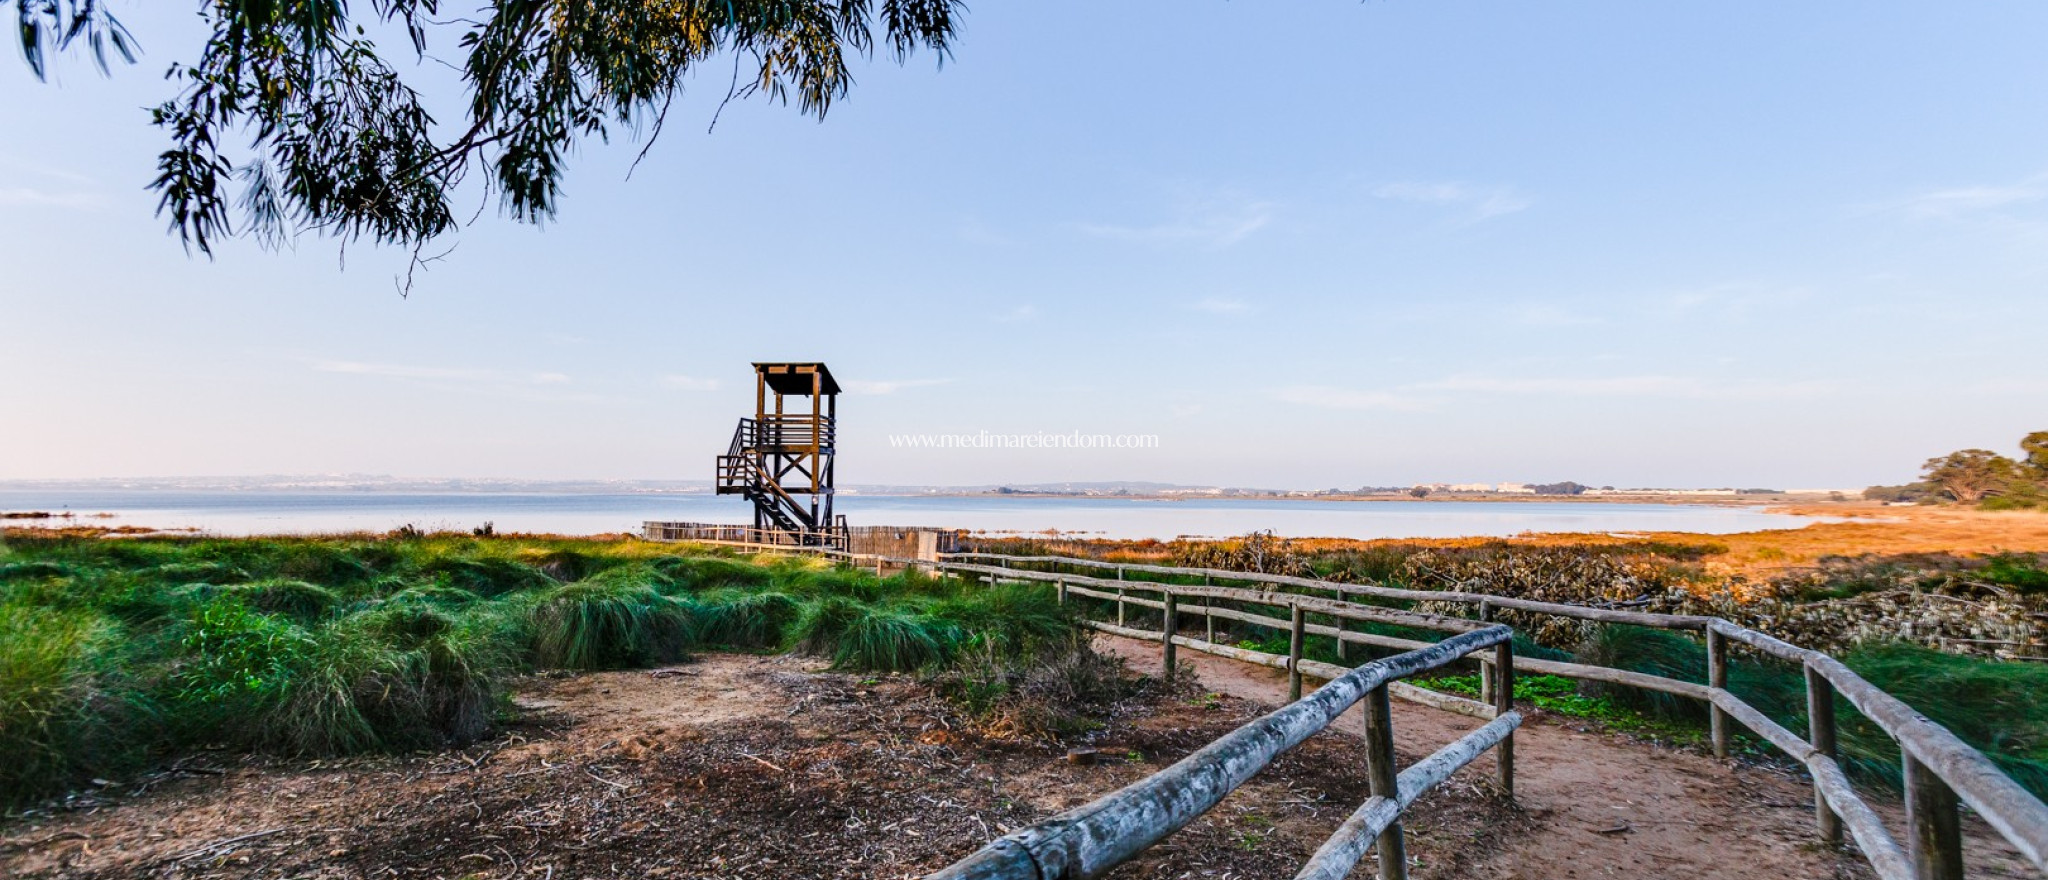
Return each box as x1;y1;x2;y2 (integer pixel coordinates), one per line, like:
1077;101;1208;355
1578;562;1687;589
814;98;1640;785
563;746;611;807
1980;554;2048;596
168;600;318;743
930;583;1071;655
335;604;512;746
0;604;144;806
791;596;954;671
697;590;803;648
220;579;344;622
1839;642;2048;796
649;556;774;592
525;578;696;670
417;556;553;597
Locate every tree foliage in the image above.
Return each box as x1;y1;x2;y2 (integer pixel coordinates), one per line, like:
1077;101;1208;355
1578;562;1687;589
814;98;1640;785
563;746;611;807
1920;448;2021;504
14;0;962;257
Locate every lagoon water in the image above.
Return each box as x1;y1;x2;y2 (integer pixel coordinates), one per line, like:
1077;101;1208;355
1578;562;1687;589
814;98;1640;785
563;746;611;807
0;490;1829;540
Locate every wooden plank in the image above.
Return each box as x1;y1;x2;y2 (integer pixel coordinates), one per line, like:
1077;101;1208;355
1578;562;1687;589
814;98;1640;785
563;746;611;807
1069;589;1711;701
939;554;1714;630
989;567;1475;633
923;626;1511;880
1090;621;1498;721
1709;688;1815;762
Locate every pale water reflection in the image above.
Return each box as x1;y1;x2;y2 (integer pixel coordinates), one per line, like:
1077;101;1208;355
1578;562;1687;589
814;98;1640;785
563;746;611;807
0;490;1834;541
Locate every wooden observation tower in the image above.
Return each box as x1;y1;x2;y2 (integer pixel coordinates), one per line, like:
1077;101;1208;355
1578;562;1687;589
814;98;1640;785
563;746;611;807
714;362;845;546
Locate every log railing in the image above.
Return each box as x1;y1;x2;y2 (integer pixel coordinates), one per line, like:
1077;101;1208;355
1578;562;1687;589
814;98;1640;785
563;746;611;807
932;552;2048;880
924;624;1520;880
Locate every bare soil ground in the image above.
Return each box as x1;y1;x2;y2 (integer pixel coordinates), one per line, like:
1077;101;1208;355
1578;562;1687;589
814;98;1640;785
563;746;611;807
0;652;1522;880
1091;634;2038;880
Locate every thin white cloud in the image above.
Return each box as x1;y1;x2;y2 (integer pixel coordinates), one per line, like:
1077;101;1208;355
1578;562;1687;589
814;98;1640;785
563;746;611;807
843;378;953;395
997;304;1038;322
1413;374;1837;401
1505;304;1598;327
1079;196;1275;247
1272;385;1431;411
1275;374;1836;411
1190;297;1251;315
662;375;720;391
1889;173;2048;220
0;187;104;209
312;360;568;386
1372;180;1531;222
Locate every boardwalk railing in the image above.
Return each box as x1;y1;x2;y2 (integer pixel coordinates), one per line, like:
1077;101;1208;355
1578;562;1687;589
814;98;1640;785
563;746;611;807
928;552;2048;880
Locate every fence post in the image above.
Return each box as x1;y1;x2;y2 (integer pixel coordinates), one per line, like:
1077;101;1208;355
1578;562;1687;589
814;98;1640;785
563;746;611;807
1495;636;1516;800
1117;587;1127;627
1205;601;1216;644
1289;604;1306;702
1334;613;1347;662
1905;753;1964;880
1163;592;1179;684
1055;577;1066;606
1707;626;1729;759
1805;663;1841;845
1362;684;1409;880
1477;601;1494;703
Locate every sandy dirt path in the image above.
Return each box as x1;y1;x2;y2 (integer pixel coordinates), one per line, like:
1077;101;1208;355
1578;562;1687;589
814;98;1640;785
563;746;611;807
1095;632;2036;880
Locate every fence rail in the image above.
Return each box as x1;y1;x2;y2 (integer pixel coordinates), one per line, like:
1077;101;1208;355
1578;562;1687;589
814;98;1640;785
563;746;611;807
625;539;2047;879
925;626;1518;880
929;552;2048;880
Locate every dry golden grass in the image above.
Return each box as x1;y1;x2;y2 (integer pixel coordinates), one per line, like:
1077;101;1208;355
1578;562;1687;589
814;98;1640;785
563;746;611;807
1283;503;2048;582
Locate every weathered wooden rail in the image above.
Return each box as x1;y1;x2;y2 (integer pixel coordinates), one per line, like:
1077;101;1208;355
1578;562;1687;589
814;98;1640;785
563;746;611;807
928;552;2048;880
925;625;1520;880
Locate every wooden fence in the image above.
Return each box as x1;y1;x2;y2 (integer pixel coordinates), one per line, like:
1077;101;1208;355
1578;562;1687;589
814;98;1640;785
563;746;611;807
924;553;2048;880
926;622;1519;880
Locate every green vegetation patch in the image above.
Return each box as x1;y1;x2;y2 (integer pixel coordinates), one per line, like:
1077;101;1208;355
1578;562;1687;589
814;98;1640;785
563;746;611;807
0;534;1085;808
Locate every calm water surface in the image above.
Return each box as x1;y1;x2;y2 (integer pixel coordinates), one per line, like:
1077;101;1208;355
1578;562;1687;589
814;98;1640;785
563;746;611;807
0;490;1830;540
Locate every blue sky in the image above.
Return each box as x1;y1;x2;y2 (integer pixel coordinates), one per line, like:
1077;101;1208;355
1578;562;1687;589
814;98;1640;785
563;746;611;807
4;1;2046;489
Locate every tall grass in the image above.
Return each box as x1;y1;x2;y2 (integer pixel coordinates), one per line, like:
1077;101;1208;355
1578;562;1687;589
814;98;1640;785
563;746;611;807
1570;625;2048;797
0;533;1084;808
0;604;146;804
525;574;697;670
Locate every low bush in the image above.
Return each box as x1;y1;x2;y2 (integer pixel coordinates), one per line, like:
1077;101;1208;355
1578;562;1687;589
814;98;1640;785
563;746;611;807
0;604;146;807
0;535;1096;807
525;576;697;670
697;590;803;648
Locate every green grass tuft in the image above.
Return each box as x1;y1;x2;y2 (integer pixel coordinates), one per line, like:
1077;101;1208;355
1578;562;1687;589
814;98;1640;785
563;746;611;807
0;603;147;806
697;590;803;648
525;576;696;670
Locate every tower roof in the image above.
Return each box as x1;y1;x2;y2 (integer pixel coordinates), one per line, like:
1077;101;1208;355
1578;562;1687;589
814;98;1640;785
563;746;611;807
752;362;840;396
